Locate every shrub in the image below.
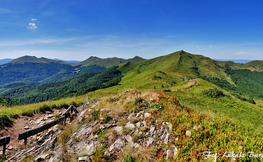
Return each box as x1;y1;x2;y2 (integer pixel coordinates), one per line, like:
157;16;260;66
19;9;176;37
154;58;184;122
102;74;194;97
103;114;112;122
148;103;162;110
133;98;145;106
202;88;225;98
39;104;52;113
122;155;136;162
0;114;13;129
91;109;100;121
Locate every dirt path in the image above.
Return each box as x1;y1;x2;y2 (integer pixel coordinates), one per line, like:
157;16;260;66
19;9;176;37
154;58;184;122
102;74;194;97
0;109;64;152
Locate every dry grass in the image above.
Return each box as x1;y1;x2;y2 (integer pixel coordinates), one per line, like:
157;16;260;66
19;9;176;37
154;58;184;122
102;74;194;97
119;145;155;162
90;89;145;118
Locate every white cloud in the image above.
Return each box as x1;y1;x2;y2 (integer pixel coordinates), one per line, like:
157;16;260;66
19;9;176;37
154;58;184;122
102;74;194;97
27;23;37;29
31;19;37;21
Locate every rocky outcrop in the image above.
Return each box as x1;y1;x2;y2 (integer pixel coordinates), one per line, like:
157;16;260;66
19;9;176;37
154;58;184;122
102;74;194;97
6;99;181;162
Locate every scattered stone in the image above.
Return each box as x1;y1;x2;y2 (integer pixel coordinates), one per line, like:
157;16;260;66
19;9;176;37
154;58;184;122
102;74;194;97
128;113;134;120
46;111;52;114
146;137;154;146
144;112;151;118
7;145;14;150
164;133;171;144
125;122;135;129
166;146;178;160
167;149;172;160
113;126;123;135
150;125;155;135
48;157;54;162
160;131;167;140
125;135;134;146
133;143;141;148
135;122;141;128
24;126;30;130
174;147;178;157
35;154;50;161
104;124;116;128
47;114;54;118
142;121;147;127
186;130;191;137
166;122;173;131
109;138;126;152
86;141;100;155
78;156;91;162
136;111;144;118
100;125;105;129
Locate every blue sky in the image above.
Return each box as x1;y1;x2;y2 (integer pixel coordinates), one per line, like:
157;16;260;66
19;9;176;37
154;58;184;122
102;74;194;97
0;0;263;60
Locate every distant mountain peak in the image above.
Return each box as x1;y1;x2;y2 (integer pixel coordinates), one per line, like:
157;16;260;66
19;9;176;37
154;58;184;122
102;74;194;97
10;55;63;64
72;56;146;68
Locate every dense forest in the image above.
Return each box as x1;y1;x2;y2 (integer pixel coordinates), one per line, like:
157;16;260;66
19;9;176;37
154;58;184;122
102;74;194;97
0;67;121;104
0;96;21;106
225;68;263;98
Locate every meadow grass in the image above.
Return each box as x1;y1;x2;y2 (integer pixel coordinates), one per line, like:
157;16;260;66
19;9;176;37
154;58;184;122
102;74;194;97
0;94;87;129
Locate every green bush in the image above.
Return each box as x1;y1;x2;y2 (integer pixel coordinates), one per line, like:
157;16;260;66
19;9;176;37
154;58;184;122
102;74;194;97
202;88;225;98
122;155;137;162
39;104;52;113
133;98;145;106
148;103;162;110
91;109;100;121
0;114;14;129
103;114;112;122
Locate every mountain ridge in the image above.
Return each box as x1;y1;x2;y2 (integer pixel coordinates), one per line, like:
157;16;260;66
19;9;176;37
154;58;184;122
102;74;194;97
72;56;146;68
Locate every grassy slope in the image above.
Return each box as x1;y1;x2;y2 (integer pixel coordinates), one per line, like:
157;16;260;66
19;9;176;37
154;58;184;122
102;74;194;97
108;51;263;129
1;51;263;160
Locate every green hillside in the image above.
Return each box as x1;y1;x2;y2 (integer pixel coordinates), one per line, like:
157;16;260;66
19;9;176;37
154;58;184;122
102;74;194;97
0;67;121;104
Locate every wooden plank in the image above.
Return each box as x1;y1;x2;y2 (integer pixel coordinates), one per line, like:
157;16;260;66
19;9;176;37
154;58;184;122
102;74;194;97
62;105;74;116
18;116;65;140
0;135;10;146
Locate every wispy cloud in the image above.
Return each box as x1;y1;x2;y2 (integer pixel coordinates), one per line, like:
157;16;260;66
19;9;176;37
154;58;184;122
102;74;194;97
0;38;76;47
0;8;13;14
27;23;37;29
31;19;37;21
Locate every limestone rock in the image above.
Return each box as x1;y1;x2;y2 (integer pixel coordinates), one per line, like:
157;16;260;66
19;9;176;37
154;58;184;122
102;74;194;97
146;137;154;146
166;146;178;160
128;113;134;120
86;141;100;155
113;126;123;135
24;126;30;130
109;138;126;152
78;156;91;162
35;154;50;161
144;112;151;118
141;121;147;127
135;122;141;128
125;135;134;146
164;133;171;144
125;122;135;129
136;111;144;118
150;125;155;136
